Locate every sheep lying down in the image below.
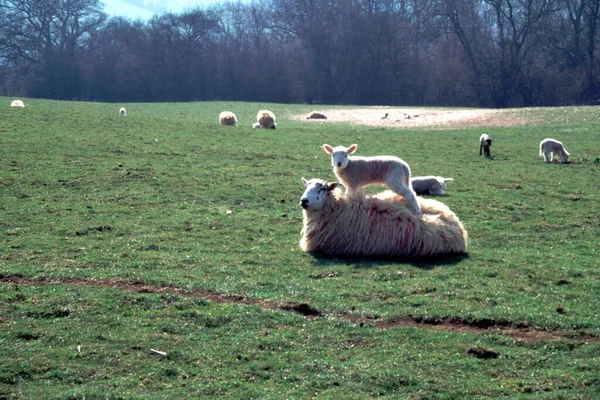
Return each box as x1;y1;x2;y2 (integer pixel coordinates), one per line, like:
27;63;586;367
410;176;453;196
299;178;467;258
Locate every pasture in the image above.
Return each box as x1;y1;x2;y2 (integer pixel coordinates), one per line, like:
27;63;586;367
1;97;600;398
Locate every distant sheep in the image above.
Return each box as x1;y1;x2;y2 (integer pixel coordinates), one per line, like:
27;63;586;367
11;100;24;108
119;107;127;116
306;111;327;120
299;178;467;258
540;138;569;163
323;143;421;215
479;134;492;157
257;110;276;129
219;111;238;126
411;176;454;196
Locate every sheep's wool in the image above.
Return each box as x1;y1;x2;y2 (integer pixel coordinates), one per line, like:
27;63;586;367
301;190;467;258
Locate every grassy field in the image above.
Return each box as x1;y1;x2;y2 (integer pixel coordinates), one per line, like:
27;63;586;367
1;97;600;398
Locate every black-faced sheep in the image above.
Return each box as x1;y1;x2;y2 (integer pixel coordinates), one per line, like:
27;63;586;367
540;138;569;163
219;111;238;126
323;143;421;216
479;134;492;157
257;110;276;129
299;178;467;258
411;176;454;196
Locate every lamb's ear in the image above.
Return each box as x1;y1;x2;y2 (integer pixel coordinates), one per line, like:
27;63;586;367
323;144;333;154
327;182;339;191
348;144;358;154
301;177;309;186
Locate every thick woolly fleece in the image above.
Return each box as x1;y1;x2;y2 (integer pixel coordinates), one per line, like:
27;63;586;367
300;189;467;258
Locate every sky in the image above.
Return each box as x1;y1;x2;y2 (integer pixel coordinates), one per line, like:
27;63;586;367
102;0;231;20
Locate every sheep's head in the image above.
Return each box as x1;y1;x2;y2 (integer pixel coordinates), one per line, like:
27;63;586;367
300;178;338;210
323;144;357;169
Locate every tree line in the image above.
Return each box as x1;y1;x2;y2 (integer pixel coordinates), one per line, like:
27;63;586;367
1;0;600;108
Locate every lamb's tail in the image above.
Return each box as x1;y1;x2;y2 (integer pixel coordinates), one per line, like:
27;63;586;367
563;148;570;156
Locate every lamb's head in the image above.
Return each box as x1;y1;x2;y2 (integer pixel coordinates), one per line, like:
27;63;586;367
323;144;358;169
300;178;338;210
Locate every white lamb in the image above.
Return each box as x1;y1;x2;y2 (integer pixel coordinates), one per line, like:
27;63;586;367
540;138;570;163
119;107;127;116
219;111;238;126
411;176;454;196
252;122;261;129
11;100;25;107
257;110;276;129
323;143;421;216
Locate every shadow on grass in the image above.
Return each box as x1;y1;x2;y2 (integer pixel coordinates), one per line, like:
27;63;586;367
308;252;470;270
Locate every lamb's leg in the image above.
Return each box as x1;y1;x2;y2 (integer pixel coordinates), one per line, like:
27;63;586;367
344;185;365;200
543;152;551;163
479;145;483;156
388;181;422;216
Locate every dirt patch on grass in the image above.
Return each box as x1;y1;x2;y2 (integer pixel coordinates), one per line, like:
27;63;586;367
2;275;596;342
297;107;534;129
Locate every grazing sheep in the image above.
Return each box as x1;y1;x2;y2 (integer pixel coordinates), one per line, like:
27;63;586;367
219;111;238;126
11;100;24;107
119;107;127;116
323;143;421;216
299;178;467;258
540;138;570;163
411;176;454;196
306;111;327;120
257;110;276;129
479;134;492;157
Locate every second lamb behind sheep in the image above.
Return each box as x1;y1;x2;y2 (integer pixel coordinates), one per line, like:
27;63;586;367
411;176;453;196
540;138;570;163
323;143;421;215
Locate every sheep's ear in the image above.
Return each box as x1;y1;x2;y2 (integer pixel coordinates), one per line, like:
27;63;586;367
348;144;358;154
323;144;333;154
301;177;309;186
328;182;339;191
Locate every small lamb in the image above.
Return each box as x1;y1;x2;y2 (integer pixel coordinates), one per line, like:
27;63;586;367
323;143;421;215
479;133;492;157
410;176;454;196
119;107;127;116
540;138;570;163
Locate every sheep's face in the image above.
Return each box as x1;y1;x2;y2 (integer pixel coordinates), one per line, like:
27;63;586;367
323;144;357;169
300;178;338;210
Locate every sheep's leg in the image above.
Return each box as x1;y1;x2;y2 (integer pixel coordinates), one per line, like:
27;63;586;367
387;181;422;216
543;152;551;163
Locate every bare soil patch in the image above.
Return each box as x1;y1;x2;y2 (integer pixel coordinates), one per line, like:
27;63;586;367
2;275;596;342
298;107;533;129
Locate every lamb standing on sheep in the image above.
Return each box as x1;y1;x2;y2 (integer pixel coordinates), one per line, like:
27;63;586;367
411;176;454;196
479;134;492;157
219;111;238;126
299;178;467;257
540;138;570;163
257;110;276;129
323;144;421;216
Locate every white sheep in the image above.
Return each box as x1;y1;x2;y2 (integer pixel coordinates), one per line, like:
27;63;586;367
410;176;454;196
11;100;25;108
323;144;421;215
299;178;467;257
119;107;127;116
540;138;570;163
219;111;238;126
257;110;276;129
479;133;492;157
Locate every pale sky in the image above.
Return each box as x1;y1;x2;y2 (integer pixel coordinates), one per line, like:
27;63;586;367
103;0;234;20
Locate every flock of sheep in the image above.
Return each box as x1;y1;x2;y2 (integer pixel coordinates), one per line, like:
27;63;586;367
8;99;573;258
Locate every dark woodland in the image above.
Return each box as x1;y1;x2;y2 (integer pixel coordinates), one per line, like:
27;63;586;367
2;0;600;107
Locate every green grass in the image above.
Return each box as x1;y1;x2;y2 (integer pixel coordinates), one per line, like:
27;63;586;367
1;97;600;398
